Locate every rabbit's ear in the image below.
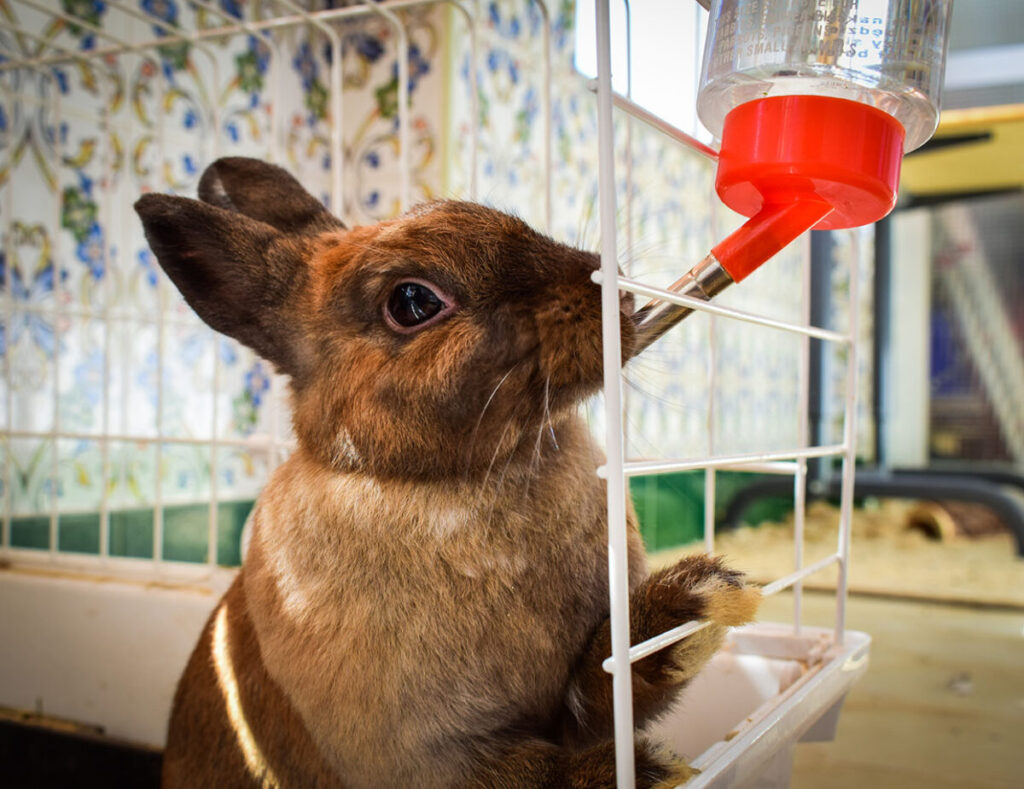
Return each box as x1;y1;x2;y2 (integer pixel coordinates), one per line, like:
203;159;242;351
197;157;345;236
134;193;311;379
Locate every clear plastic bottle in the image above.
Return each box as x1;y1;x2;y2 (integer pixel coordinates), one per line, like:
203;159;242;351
698;0;954;152
633;0;955;349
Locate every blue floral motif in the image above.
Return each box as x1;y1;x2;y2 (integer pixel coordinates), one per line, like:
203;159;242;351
219;339;237;366
293;41;319;90
293;40;328;119
74;349;104;406
245;362;270;406
2;305;57;359
180;332;207;367
137;351;159;407
377;44;431;121
552;0;574;51
488;2;523;39
61;0;107;49
137;249;159;288
219;0;242;19
517;86;538;137
141;0;191;70
232;360;270;436
485;48;518;85
74;222;105;281
54;69;70;94
141;0;178;29
1;240;62;358
236;36;270;94
338;31;384;64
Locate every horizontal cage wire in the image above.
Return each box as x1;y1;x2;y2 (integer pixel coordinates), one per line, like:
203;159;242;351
0;1;868;787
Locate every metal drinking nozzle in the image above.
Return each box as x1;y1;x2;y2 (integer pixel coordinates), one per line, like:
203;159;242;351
629;253;734;357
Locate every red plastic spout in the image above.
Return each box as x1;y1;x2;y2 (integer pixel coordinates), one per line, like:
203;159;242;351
710;95;906;282
630;95;908;353
712;199;832;282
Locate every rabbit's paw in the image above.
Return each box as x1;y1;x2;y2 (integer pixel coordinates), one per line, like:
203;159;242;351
567;738;694;789
649;553;761;628
689;562;761;628
637;555;760;685
635;739;697;789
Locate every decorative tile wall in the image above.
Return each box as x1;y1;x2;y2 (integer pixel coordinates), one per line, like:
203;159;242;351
1;0;446;563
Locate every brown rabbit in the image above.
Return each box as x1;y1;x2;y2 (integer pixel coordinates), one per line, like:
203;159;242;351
135;157;760;789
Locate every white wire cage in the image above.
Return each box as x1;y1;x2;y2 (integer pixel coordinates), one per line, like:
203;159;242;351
0;1;870;787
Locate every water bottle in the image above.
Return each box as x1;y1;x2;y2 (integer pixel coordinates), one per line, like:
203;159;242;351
699;0;954;153
632;0;953;353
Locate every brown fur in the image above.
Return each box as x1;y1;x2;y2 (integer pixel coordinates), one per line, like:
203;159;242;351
135;158;760;788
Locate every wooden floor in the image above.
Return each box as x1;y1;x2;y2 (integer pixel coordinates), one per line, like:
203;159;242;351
755;591;1024;789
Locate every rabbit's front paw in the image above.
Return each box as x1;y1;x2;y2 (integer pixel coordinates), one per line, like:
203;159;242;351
646;553;761;629
634;555;760;685
569;738;695;789
681;556;761;627
635;738;697;788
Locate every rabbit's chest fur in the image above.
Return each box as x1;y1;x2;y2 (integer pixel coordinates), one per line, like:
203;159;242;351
243;422;636;787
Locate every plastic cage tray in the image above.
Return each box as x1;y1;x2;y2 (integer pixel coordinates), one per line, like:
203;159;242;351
647;623;871;788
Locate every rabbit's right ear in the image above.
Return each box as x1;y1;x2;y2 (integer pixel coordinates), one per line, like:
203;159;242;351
134;193;312;380
197;157;345;237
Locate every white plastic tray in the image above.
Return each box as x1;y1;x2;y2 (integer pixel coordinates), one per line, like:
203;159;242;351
646;623;871;789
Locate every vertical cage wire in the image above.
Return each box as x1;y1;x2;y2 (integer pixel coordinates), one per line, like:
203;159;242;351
536;0;553;232
274;0;345;215
792;231;813;634
97;65;115;566
2;86;9;553
48;53;63;560
593;2;637;785
834;228;863;644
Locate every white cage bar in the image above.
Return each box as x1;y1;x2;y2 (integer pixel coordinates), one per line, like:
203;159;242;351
591;1;865;786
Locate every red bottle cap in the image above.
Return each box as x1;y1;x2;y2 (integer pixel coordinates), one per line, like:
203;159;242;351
711;95;905;282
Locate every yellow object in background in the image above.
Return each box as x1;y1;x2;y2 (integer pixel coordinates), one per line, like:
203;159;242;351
901;103;1024;198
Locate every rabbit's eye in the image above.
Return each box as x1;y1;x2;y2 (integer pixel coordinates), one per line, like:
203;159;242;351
385;281;450;331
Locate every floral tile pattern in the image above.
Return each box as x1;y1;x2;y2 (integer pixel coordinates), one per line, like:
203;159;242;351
1;0;447;563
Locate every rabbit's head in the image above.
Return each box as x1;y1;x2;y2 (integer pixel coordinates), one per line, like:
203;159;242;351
135;158;635;480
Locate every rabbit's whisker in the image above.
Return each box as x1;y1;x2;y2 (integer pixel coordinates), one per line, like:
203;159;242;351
463;363;520;480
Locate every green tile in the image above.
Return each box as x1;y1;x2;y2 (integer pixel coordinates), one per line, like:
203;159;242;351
109;509;154;559
11;516;49;550
163;505;210;563
217;501;254;567
630;471;795;552
58;513;100;554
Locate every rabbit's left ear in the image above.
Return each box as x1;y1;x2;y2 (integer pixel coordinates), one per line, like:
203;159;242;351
197;156;345;237
134;193;312;380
